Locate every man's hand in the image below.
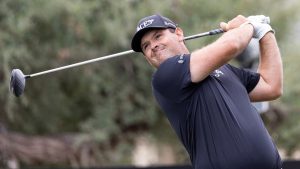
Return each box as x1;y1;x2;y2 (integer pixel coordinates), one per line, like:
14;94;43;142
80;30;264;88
220;15;248;31
247;15;270;24
220;15;274;41
247;15;274;40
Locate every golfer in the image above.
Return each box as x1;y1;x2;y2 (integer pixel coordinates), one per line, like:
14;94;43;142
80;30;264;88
131;14;283;169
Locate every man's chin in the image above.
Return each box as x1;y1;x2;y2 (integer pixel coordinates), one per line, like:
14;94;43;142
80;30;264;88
157;51;174;59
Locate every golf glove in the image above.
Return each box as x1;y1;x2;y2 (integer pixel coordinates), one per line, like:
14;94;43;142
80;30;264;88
247;15;274;40
248;15;270;24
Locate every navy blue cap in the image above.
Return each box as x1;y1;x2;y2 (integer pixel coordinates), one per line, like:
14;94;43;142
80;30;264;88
131;14;177;52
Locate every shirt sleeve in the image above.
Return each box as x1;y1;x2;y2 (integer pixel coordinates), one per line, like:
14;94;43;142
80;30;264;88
226;64;260;93
152;54;195;102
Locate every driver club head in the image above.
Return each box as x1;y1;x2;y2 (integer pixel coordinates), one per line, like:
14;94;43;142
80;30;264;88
10;69;26;97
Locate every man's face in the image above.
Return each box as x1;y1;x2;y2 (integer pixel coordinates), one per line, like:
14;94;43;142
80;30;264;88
140;28;185;68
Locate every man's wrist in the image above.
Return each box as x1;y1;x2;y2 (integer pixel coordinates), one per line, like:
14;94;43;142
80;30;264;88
260;31;275;43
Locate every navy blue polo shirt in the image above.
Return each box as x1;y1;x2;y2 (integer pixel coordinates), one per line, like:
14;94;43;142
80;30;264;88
152;54;282;169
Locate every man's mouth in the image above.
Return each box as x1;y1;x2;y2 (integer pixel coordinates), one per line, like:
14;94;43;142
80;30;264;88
155;48;165;57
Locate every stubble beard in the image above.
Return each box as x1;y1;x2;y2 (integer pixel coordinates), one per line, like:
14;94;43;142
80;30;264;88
155;47;177;66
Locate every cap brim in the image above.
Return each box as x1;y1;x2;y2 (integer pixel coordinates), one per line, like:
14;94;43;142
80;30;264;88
131;26;168;52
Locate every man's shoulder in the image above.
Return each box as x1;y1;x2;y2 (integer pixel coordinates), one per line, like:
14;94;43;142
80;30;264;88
158;54;190;68
152;54;194;102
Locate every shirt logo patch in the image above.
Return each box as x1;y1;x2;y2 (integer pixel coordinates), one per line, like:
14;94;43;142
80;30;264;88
213;69;224;77
178;55;184;64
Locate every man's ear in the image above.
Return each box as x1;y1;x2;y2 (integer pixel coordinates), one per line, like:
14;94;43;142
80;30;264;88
175;27;185;41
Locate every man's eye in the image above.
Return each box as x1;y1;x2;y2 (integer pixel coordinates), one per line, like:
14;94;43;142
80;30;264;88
155;34;161;39
143;44;149;51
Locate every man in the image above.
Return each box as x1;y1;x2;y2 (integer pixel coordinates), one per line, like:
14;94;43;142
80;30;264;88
131;14;283;169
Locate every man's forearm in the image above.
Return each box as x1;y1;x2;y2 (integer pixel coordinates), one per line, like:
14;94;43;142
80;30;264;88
258;32;283;96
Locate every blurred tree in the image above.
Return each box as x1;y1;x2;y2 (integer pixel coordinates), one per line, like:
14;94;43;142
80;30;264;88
0;0;299;167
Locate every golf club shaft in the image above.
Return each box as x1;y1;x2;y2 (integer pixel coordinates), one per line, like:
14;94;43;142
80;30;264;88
25;28;224;78
25;50;135;78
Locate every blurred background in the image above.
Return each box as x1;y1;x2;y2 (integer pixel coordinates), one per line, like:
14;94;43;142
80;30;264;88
1;0;300;168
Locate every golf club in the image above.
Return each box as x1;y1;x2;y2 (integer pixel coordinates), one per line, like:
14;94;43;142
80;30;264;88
9;28;224;97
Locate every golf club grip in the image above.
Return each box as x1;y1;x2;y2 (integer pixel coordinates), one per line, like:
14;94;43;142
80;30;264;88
184;28;223;41
209;28;224;35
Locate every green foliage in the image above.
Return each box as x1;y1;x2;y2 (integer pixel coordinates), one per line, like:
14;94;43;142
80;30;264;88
277;109;300;155
0;0;300;166
276;18;300;153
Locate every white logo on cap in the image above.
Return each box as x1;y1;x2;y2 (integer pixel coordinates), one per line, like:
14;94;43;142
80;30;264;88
137;19;154;31
164;21;175;27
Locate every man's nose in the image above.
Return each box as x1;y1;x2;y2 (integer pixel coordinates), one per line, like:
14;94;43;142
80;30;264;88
151;42;159;51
